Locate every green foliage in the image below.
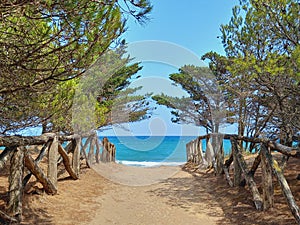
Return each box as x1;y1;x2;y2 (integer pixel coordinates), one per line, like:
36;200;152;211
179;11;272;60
203;0;300;145
0;0;152;134
70;47;151;134
152;94;177;108
152;65;226;133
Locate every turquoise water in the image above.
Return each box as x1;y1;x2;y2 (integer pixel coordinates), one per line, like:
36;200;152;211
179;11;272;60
101;136;232;167
0;135;233;167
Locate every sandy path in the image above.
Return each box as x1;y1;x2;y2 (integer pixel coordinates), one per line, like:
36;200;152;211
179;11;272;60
7;159;297;224
86;164;223;225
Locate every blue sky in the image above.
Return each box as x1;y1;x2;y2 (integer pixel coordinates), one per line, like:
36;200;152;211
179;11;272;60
100;0;239;137
124;0;237;56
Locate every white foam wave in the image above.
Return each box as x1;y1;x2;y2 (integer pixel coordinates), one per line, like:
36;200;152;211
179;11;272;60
116;160;185;167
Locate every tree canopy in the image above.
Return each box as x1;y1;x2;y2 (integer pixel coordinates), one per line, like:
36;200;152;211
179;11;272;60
0;0;152;134
152;65;227;134
71;46;152;134
153;0;299;147
204;0;300;146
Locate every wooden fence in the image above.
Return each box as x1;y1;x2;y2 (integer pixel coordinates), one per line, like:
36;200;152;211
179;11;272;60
186;133;300;224
0;132;116;224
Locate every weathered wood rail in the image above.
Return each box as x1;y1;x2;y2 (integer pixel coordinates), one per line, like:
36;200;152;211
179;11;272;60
0;132;116;224
186;133;300;224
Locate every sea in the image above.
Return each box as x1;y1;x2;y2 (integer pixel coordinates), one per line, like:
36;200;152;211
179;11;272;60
0;134;232;167
101;136;232;167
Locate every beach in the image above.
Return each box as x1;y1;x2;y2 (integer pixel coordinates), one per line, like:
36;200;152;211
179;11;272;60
11;158;298;225
87;164;221;225
19;164;221;225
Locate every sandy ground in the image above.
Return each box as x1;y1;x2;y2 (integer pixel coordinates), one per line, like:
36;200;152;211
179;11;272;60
87;163;222;225
1;155;300;225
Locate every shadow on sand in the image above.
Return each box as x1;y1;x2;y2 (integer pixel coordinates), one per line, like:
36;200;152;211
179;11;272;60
148;162;299;225
0;161;54;225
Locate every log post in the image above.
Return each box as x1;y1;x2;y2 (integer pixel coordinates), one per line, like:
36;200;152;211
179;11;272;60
23;141;50;187
263;142;300;223
190;141;193;162
7;147;24;221
191;140;195;163
260;144;274;210
48;135;58;189
88;136;95;165
108;143;113;162
224;152;233;187
95;137;101;163
223;165;233;187
197;138;204;165
214;134;224;175
185;143;188;162
58;144;78;180
209;136;217;173
195;139;198;164
231;139;242;187
24;152;57;195
57;141;74;164
102;137;108;163
101;138;116;163
81;136;93;168
189;142;193;162
111;144;116;162
186;142;190;162
205;138;214;168
240;151;262;187
231;138;263;210
196;138;203;165
72;137;81;177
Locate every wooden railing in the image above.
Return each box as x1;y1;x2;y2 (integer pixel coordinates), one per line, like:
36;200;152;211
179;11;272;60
0;132;116;223
186;133;300;224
